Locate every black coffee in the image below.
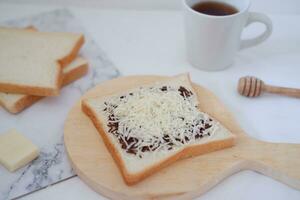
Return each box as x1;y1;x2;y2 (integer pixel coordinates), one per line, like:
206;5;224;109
192;1;238;16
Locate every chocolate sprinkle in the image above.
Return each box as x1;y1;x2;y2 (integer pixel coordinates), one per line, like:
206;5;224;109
178;86;193;98
160;86;168;91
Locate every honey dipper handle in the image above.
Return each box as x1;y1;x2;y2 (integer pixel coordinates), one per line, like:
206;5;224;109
263;84;300;98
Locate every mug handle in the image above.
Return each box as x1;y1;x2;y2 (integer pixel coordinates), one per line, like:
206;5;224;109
240;12;273;50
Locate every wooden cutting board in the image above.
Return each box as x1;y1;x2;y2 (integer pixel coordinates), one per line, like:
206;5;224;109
64;75;300;200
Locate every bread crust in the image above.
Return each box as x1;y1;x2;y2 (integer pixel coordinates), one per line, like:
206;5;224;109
81;101;235;186
1;60;88;114
0;34;85;96
62;60;88;85
6;95;43;114
58;34;85;68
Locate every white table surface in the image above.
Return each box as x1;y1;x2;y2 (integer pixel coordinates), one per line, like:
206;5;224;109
0;2;300;200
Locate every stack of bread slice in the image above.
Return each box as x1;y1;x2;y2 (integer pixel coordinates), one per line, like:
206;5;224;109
0;27;88;114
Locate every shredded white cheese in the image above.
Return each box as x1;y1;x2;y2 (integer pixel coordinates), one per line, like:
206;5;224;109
100;85;218;158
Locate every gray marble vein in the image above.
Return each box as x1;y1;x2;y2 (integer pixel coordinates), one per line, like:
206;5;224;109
0;9;120;200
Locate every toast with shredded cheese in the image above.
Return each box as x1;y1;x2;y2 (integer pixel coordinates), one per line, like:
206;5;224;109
0;57;88;114
0;27;84;96
82;74;235;185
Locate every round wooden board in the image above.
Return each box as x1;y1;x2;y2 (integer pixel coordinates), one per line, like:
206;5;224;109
64;76;300;200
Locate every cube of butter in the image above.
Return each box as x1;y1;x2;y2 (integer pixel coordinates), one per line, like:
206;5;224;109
0;129;39;172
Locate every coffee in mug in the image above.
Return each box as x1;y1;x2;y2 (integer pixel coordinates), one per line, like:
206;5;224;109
192;1;238;16
183;0;273;71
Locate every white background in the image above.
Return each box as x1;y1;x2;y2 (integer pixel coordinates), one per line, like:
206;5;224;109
0;0;300;199
1;0;300;14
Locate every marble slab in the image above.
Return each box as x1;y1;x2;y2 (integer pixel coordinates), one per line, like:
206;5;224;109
0;9;119;200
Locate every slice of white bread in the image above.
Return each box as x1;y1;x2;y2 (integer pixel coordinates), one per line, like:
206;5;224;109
82;74;235;185
0;57;88;114
0;27;84;96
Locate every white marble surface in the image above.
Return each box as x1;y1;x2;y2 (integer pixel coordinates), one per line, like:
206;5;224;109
0;2;299;200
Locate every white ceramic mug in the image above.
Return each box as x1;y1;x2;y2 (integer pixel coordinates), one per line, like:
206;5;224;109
183;0;273;71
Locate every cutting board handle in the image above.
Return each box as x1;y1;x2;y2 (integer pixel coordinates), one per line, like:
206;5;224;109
239;137;300;189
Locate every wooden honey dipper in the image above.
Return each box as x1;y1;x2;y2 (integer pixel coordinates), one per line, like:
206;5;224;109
238;76;300;98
